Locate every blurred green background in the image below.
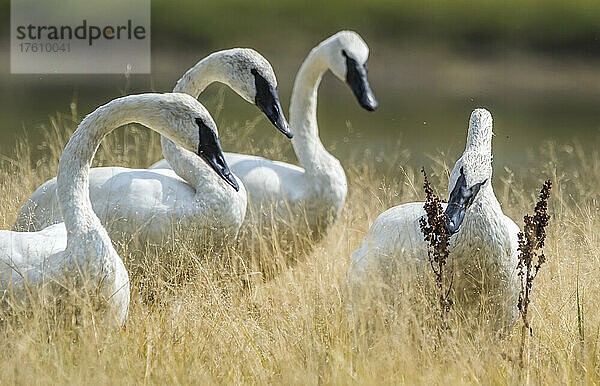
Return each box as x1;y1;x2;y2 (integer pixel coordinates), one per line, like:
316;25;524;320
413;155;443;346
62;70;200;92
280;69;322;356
0;0;599;168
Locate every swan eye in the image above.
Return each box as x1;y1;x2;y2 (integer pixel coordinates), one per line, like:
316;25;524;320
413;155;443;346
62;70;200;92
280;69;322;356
251;68;258;76
341;49;348;58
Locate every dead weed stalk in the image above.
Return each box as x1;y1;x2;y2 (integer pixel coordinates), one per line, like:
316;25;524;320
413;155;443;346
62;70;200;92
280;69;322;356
517;180;552;367
419;167;453;330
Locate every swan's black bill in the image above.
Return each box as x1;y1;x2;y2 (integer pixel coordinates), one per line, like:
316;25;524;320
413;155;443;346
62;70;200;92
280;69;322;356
343;50;378;112
252;69;293;139
196;118;239;191
443;167;486;234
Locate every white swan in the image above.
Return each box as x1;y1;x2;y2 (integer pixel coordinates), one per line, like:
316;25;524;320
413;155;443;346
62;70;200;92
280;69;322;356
1;93;227;325
346;109;520;330
222;31;377;238
14;49;287;245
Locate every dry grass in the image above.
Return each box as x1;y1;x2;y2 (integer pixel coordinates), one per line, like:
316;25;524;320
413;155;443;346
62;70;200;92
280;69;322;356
0;102;599;384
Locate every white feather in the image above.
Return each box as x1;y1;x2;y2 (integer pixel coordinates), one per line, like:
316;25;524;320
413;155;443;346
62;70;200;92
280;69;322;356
12;51;259;246
346;109;521;330
2;93;218;324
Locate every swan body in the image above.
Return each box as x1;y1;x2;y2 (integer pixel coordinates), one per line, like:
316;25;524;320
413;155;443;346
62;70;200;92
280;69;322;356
19;166;245;244
2;93;227;324
346;109;520;330
213;31;378;238
14;49;288;245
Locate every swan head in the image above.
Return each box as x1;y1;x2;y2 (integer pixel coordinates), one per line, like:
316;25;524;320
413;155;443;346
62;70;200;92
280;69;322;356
321;31;378;111
213;48;292;138
465;108;494;153
145;93;240;191
444;109;494;234
444;165;488;234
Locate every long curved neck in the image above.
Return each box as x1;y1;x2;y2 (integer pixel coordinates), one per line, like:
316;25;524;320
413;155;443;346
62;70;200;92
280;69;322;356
56;96;182;237
455;183;503;245
160;136;224;191
465;130;492;155
57;101;131;237
476;183;502;214
162;54;224;190
173;53;221;97
289;46;332;172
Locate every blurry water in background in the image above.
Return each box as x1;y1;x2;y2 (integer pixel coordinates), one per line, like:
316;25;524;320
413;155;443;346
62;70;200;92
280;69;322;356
0;0;598;171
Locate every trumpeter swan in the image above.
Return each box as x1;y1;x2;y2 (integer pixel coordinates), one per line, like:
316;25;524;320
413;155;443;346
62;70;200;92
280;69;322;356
346;109;520;330
222;31;378;239
14;49;287;245
1;93;235;324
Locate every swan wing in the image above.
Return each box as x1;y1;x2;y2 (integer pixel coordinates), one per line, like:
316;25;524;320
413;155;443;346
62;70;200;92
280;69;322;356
13;177;63;231
347;202;431;283
224;152;306;203
0;223;67;288
86;167;197;242
14;167;196;242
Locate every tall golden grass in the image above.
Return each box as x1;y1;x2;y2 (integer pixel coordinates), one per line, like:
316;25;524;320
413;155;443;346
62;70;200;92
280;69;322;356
0;97;599;383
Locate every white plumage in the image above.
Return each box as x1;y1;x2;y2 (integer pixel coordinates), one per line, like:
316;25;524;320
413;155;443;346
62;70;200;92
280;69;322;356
13;49;288;246
346;109;521;330
1;93;225;324
222;31;378;238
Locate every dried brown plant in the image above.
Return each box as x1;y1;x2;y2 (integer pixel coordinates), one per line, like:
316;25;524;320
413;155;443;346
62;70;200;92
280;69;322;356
517;180;552;366
419;167;453;329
